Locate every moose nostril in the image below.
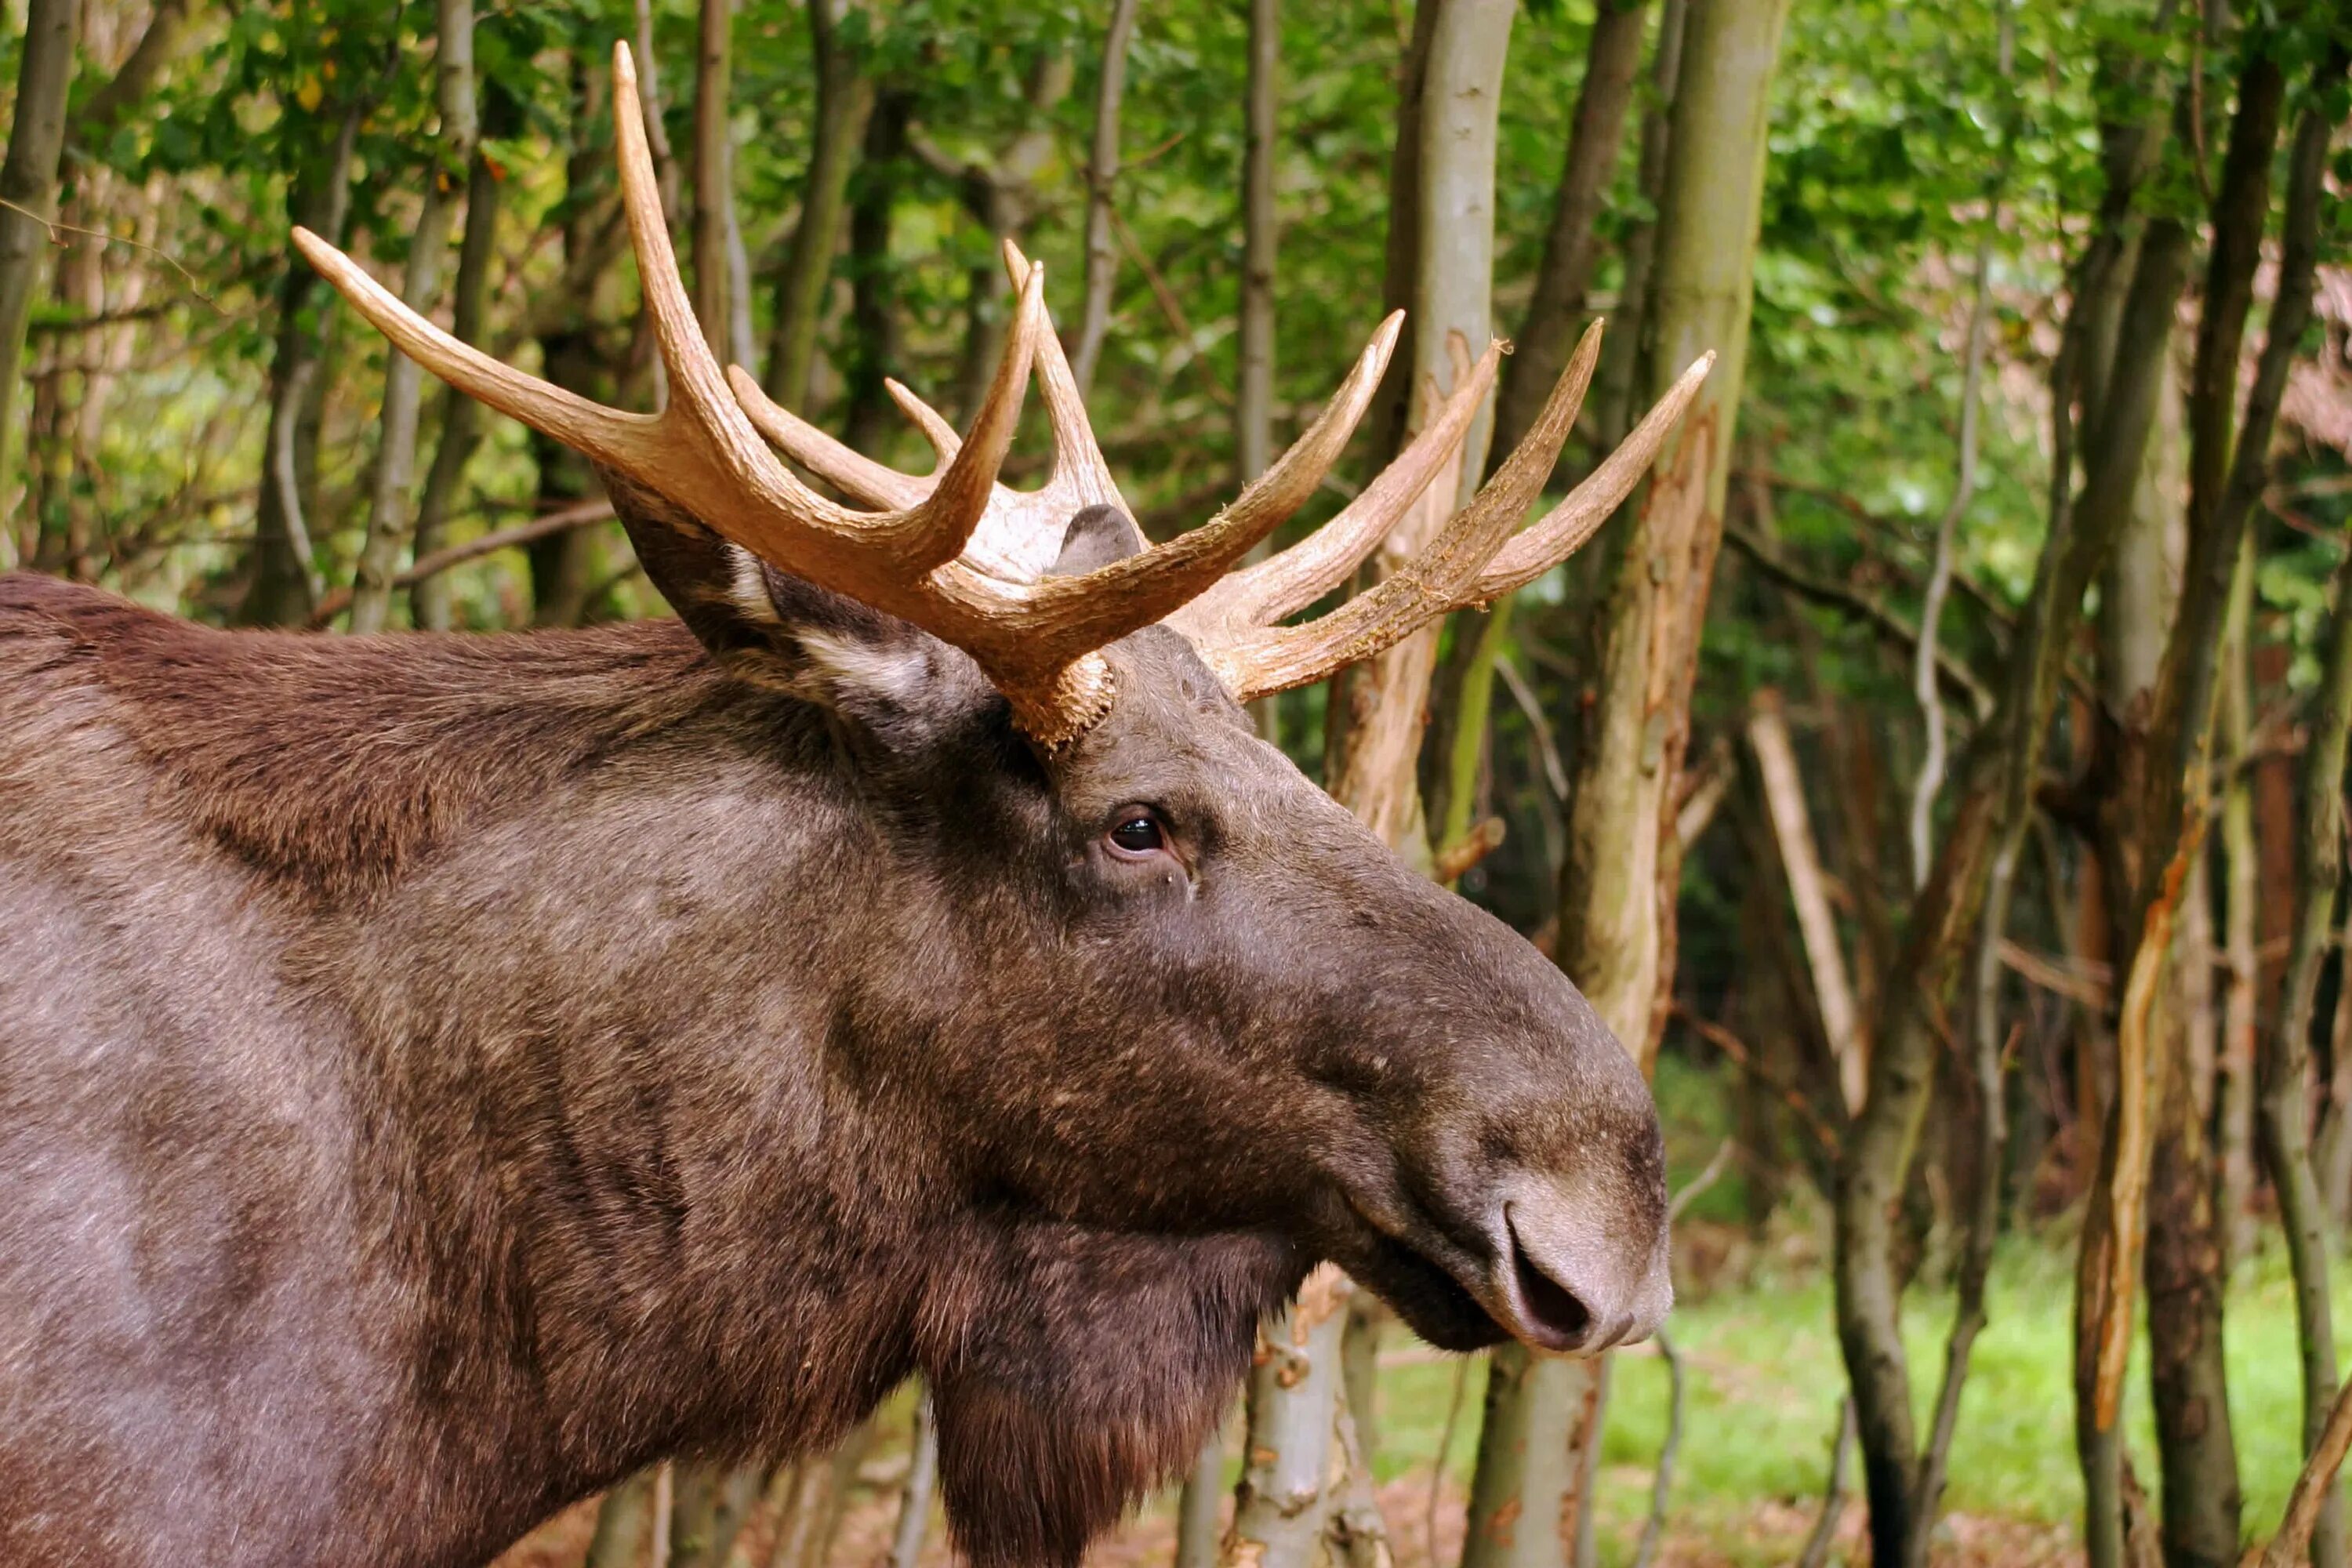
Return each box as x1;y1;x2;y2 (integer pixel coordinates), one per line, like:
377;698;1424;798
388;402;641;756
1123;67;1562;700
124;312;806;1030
1511;1229;1594;1345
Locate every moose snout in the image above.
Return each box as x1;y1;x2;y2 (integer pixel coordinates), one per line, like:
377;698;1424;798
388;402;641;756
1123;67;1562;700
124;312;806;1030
1485;1169;1671;1354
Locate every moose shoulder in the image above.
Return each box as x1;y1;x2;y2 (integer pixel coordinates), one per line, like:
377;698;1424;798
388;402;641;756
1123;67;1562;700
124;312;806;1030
0;42;1700;1568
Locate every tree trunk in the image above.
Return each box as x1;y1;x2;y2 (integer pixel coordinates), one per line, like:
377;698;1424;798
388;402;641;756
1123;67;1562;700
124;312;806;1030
408;151;505;630
1488;0;1646;466
764;0;877;412
1750;689;1865;1115
840;91;913;457
2124;34;2302;1566
2212;531;2259;1270
693;0;735;358
1236;0;1280;488
2249;52;2352;1568
1073;0;1142;400
1468;8;1784;1556
1593;0;1687;452
349;0;479;633
1173;1410;1227;1568
0;0;80;543
1324;0;1514;855
1221;1270;1356;1568
240;105;366;626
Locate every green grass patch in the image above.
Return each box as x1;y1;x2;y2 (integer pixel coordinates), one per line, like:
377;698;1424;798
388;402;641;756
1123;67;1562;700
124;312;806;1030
1362;1234;2347;1557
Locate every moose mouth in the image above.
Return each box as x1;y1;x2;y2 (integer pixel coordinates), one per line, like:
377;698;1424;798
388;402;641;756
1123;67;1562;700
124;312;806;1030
1336;1192;1638;1356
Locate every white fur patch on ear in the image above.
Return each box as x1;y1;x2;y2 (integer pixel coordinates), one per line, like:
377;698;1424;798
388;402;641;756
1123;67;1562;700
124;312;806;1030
726;544;786;626
794;625;931;709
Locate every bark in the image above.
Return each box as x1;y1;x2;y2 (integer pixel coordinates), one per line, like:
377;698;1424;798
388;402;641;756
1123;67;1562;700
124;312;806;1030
1488;0;1647;466
2214;535;2257;1270
2253;54;2352;1568
1430;598;1514;867
1173;1413;1226;1568
691;0;735;358
1909;46;2009;891
756;1419;877;1568
670;1462;765;1568
240;104;366;626
2252;1374;2352;1568
408;151;505;630
529;53;626;628
1071;0;1141;398
1221;1269;1355;1568
0;0;79;538
1323;0;1514;855
886;1393;938;1568
1236;0;1280;487
587;1470;662;1568
1363;0;1441;466
1469;4;1784;1548
1593;0;1688;452
349;0;478;633
840;91;913;456
763;0;877;412
1749;690;1866;1114
2069;214;2199;1568
1555;0;1782;1070
1461;1348;1604;1568
2126;35;2302;1566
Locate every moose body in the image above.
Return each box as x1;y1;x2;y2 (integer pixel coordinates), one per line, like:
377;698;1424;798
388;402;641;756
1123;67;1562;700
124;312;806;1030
0;41;1703;1568
0;570;1663;1568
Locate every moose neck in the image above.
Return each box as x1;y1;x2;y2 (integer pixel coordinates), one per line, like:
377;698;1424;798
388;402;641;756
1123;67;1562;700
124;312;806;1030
224;618;1304;1566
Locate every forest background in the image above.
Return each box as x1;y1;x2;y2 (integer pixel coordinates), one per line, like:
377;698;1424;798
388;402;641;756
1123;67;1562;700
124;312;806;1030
4;0;2351;1563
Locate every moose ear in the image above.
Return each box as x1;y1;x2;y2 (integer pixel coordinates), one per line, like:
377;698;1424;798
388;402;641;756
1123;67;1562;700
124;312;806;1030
1049;503;1147;575
614;485;989;735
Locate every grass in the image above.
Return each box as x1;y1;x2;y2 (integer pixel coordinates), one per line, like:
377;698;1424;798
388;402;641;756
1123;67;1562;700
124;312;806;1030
1354;1211;2347;1564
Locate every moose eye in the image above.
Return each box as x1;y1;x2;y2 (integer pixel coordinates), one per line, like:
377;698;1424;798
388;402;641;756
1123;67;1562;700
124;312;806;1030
1107;811;1166;857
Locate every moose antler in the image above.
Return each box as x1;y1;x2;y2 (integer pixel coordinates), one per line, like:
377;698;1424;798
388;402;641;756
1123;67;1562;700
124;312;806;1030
299;40;1710;742
730;244;1711;708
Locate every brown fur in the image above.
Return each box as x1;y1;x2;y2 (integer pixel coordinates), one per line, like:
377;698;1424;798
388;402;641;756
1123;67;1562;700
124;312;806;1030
0;501;1664;1568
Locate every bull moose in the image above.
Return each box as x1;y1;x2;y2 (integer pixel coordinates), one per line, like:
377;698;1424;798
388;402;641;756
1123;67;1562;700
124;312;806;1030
0;42;1707;1568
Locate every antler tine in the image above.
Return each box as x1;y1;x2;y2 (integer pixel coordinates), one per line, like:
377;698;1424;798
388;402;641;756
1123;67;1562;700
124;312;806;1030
1171;332;1506;641
886;379;964;459
724;262;1045;528
1199;323;1613;703
1000;310;1403;662
723;370;930;509
1000;238;1127;515
1472;348;1715;598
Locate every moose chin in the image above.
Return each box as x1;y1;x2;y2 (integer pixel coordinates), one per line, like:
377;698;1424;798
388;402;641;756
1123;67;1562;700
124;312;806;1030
0;39;1706;1568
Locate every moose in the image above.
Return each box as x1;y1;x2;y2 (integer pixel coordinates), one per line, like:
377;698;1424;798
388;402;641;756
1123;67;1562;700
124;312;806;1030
0;42;1708;1568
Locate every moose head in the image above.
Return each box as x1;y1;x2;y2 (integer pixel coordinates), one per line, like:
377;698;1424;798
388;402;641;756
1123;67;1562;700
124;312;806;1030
0;39;1706;1568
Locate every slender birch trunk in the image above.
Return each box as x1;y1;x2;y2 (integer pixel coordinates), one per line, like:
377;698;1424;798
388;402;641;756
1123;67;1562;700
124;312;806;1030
1236;0;1279;488
1467;5;1785;1559
240;105;366;626
1073;0;1142;401
349;0;478;633
764;0;877;412
0;0;80;543
692;0;736;358
408;151;504;630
